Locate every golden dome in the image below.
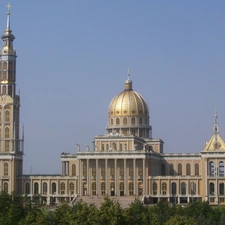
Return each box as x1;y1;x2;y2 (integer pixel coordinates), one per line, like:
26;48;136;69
108;79;149;117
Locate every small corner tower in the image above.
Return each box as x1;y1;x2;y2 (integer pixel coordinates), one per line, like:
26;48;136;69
0;4;23;194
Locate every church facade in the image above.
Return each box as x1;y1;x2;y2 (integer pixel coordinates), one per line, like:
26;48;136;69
0;8;225;205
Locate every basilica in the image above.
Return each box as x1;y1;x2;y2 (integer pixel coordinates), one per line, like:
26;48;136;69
0;7;224;205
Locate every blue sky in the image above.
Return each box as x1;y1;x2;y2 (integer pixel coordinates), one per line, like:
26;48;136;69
0;1;225;174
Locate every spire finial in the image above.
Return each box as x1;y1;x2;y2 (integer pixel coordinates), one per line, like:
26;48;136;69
6;3;11;31
214;107;218;126
127;68;130;80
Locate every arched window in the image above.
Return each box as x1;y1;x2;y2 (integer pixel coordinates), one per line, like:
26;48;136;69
181;182;186;195
70;182;74;195
43;182;47;194
5;141;9;152
111;118;113;125
153;182;157;195
106;144;109;150
178;163;182;175
2;86;6;95
5;111;10;122
210;182;214;195
92;182;96;195
120;144;122;151
34;182;39;194
101;144;104;151
25;182;30;194
119;182;124;191
170;163;174;176
123;118;127;125
51;182;56;194
4;162;8;176
119;162;124;176
5;127;9;138
209;161;214;176
8;86;12;96
195;163;199;176
129;162;133;176
3;182;8;192
3;61;7;70
60;182;65;195
219;183;224;195
190;182;196;195
139;118;143;125
129;183;133;196
131;117;135;125
116;118;120;125
72;164;76;176
110;182;115;192
219;161;224;177
161;163;166;176
186;163;191;175
8;62;12;71
110;163;114;176
162;182;167;195
172;182;176;195
3;71;7;81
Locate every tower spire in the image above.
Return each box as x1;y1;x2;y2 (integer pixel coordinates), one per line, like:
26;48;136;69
213;107;219;142
6;3;11;33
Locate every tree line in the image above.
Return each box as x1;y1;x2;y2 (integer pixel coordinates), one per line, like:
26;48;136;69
0;192;225;225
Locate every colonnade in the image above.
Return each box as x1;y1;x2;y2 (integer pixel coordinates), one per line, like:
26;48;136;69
77;158;146;197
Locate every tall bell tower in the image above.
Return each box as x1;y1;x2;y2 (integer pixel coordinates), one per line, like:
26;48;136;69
0;4;24;193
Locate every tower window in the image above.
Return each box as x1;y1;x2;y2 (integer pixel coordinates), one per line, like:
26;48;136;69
5;111;10;122
5;127;9;138
3;62;7;70
131;117;135;125
4;162;8;176
5;141;9;152
116;118;120;125
139;118;143;125
123;118;127;125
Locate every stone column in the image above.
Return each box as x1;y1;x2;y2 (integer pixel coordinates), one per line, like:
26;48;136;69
115;159;117;196
61;162;64;176
78;159;81;196
96;159;99;195
124;159;126;196
105;159;108;195
205;159;208;201
87;159;90;196
143;159;146;195
133;159;136;196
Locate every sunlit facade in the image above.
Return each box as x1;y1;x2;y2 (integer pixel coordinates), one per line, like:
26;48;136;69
1;7;225;206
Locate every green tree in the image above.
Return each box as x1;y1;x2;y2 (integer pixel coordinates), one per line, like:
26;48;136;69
123;198;150;225
165;215;198;225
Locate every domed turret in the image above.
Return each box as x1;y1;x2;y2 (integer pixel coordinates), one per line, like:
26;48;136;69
106;73;152;138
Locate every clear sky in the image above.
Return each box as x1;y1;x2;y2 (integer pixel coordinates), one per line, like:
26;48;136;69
0;1;225;174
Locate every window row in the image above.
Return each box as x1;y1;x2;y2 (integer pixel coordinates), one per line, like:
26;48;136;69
152;182;197;195
0;61;15;70
161;163;200;176
85;182;137;196
209;182;225;195
209;161;225;177
82;162;143;177
0;85;14;96
110;117;148;126
25;182;76;195
0;71;15;82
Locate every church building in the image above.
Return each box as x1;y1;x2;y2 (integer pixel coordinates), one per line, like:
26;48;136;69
0;6;224;206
